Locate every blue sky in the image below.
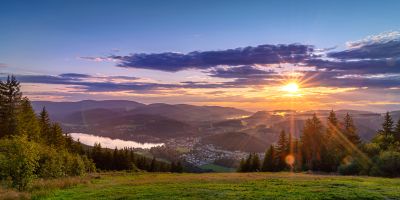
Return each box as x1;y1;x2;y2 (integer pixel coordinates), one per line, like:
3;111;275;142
1;0;400;111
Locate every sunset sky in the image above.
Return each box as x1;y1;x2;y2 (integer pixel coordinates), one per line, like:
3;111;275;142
1;0;400;112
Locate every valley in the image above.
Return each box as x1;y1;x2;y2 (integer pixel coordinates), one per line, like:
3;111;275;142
32;100;391;171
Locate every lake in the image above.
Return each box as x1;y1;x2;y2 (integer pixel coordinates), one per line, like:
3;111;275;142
69;133;164;149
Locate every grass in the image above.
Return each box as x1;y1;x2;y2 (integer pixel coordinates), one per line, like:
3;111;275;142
20;172;400;200
199;164;235;172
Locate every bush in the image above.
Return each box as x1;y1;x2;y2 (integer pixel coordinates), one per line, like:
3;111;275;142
37;148;65;178
0;136;40;190
371;151;400;177
338;159;362;175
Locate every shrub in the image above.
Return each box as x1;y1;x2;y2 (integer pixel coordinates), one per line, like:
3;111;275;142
371;151;400;177
0;136;40;190
37;148;65;178
338;159;362;175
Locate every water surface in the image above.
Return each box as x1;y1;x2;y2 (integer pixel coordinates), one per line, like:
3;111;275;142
69;133;164;149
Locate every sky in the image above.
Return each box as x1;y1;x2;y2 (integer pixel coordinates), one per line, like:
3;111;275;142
1;0;400;112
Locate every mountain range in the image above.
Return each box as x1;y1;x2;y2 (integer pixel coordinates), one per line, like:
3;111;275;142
32;100;394;152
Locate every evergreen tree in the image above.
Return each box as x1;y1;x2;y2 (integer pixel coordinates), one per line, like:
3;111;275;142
343;113;361;145
262;145;276;172
238;158;246;172
16;97;40;141
251;153;261;172
38;107;51;144
323;110;341;172
394;118;400;143
276;130;288;170
374;112;396;150
0;75;22;138
326;110;338;139
50;123;66;149
301;113;324;170
244;153;253;172
287;132;293;155
150;157;157;172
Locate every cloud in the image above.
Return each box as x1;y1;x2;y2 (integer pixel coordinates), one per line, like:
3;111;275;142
328;31;400;59
79;56;116;62
0;63;7;68
7;73;242;93
209;65;277;79
110;44;314;72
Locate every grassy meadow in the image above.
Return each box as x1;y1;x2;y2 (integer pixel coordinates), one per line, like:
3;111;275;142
3;172;399;200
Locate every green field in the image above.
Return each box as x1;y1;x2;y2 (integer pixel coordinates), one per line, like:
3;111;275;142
28;172;400;200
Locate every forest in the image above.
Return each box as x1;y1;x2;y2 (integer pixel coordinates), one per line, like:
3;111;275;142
0;76;178;191
239;109;400;177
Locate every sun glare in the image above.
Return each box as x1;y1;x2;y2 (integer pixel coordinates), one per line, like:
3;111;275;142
282;82;299;93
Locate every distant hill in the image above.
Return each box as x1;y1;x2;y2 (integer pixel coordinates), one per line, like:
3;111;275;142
130;103;251;122
32;100;144;121
32;100;250;123
201;132;269;152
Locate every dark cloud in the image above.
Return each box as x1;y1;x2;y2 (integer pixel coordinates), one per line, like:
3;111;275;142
305;58;400;74
8;73;241;92
209;65;276;78
111;44;314;72
59;73;91;78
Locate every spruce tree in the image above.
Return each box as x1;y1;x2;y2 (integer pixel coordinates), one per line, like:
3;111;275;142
323;110;341;172
244;153;253;172
251;153;261;172
50;123;66;149
375;112;396;150
301;113;323;170
17;97;40;141
150;157;157;172
394;119;400;143
0;75;22;137
39;107;52;144
276;130;288;170
262;145;276;172
343;113;360;145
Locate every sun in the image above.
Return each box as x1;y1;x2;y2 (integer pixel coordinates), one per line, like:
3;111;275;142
282;82;299;93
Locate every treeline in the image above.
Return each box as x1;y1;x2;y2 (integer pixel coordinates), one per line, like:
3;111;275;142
0;76;177;191
88;143;182;172
239;111;400;177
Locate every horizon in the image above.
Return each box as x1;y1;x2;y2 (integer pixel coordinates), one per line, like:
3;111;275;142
2;0;400;112
30;98;395;113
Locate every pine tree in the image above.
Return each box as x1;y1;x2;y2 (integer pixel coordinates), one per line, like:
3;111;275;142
326;110;338;139
16;97;40;141
276;130;288;170
375;112;396;150
343;113;360;145
287;131;293;155
251;153;261;172
150;157;157;172
50;123;66;148
0;75;22;137
323;110;341;172
301;113;324;170
39;107;51;144
175;161;183;173
262;145;276;172
238;158;246;172
394;118;400;143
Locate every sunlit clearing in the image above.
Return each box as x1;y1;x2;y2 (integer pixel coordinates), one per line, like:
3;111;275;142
282;82;299;93
285;154;295;165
